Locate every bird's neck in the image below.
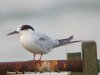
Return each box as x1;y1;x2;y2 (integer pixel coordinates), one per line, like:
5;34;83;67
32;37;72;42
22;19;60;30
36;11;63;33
20;30;34;36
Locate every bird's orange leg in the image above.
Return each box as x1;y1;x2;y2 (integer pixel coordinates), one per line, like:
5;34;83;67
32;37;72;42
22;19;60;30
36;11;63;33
39;54;42;61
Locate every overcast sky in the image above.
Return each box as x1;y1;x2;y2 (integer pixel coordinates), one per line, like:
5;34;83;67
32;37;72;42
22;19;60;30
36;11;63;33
0;0;100;62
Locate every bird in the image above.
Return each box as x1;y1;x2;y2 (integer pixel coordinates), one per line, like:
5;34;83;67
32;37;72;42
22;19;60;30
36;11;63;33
7;25;81;60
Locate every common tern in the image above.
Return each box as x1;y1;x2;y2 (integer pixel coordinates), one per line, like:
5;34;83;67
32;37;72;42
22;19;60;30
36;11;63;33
8;25;80;60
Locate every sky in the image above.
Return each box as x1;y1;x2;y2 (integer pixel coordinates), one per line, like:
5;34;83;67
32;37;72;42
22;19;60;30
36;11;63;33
0;0;100;62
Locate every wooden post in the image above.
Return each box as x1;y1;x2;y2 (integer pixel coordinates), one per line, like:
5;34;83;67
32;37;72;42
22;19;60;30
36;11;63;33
67;52;81;60
82;41;98;75
98;60;100;72
67;52;83;75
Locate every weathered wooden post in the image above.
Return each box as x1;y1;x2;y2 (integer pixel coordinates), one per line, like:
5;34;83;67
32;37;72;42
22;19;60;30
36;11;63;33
68;41;98;75
82;41;98;75
67;52;83;75
98;60;100;72
67;52;81;60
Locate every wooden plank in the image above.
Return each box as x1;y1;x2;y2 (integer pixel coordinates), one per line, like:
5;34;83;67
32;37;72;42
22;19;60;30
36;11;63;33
82;41;98;75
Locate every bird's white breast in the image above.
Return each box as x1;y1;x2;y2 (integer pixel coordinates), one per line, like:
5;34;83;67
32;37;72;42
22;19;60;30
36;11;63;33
20;31;51;54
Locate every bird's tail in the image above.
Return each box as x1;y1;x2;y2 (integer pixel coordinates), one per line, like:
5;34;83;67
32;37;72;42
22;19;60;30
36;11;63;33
55;35;81;47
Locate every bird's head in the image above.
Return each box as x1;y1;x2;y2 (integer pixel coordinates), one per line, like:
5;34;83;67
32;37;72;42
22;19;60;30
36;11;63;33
7;25;35;36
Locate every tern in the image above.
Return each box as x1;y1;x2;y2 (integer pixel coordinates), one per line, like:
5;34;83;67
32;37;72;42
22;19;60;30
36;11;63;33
8;25;80;60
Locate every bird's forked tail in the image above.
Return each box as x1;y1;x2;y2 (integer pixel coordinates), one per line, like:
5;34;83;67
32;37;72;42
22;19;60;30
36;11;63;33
55;35;81;47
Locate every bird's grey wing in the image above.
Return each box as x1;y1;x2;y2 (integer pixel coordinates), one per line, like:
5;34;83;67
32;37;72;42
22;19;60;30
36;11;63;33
35;34;56;50
54;35;81;47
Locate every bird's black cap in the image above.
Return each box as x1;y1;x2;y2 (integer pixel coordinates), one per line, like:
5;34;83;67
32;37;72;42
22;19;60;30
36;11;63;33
21;25;34;31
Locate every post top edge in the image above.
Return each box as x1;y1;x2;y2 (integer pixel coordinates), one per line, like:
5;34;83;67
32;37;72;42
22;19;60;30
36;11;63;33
81;40;96;43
